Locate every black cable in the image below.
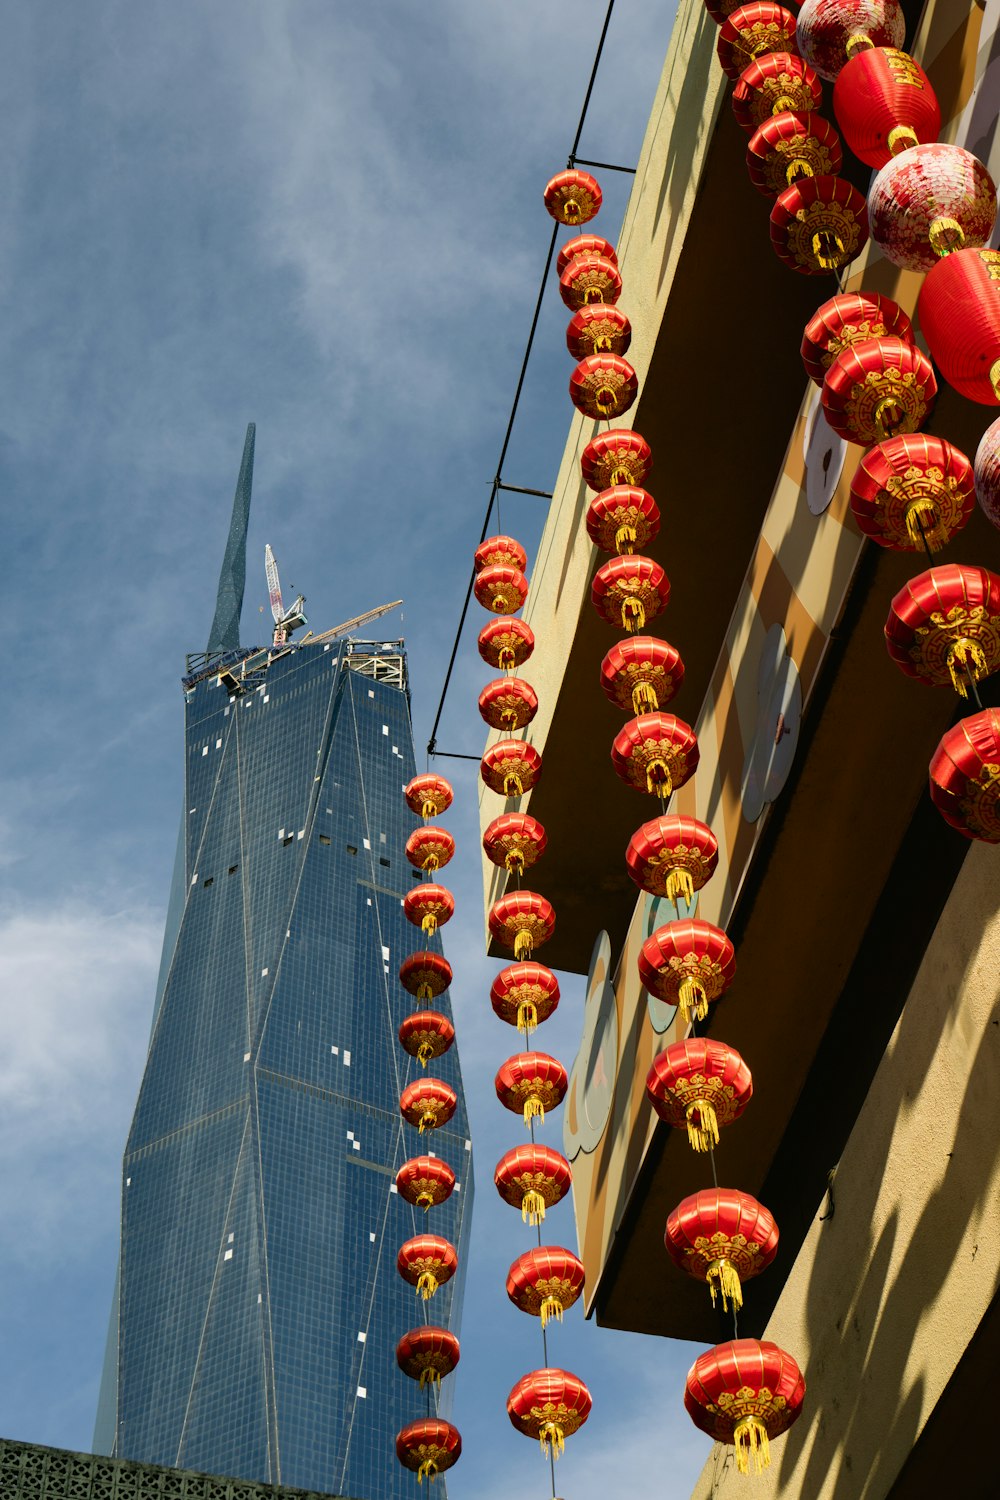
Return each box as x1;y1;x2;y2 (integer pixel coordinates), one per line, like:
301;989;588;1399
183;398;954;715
570;156;637;175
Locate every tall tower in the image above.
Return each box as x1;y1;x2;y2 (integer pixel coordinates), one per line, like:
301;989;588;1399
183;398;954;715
94;430;471;1497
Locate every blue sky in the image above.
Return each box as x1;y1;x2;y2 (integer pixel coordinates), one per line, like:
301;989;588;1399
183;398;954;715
0;2;713;1492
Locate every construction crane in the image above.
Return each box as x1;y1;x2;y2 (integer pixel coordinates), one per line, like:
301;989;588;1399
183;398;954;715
265;544;308;645
306;600;404;646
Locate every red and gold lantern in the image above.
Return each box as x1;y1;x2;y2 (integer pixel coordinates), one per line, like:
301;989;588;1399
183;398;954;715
795;0;904;82
478;616;535;671
975;416;1000;532
586;485;660;555
404;826;455;874
395;1418;461;1482
482;812;548;875
490;961;561;1033
885;565;1000;696
601;636;685;714
569;353;638;419
611;712;699;797
566;304;632;359
559;254;622;311
480;738;542;797
506;1246;585;1328
399;950;453;1002
495;1052;569;1125
868;144;997;270
488;890;556;959
507;1368;592;1458
405;774;453;821
850;434;974;553
544;169;603;226
473;563;528;615
474;535;528;573
929;709;1000;841
718;3;799;83
395;1155;457;1210
626;815;719;903
639;919;737;1023
822;336;936;445
747;110;843;197
732;53;823;133
581;428;653;491
396;1326;461;1389
494;1143;572;1225
833;47;941;167
919;248;1000;407
685;1340;805;1475
801;290;914;388
399;1077;458;1134
478;676;539;732
646;1037;754;1152
398;1010;456;1068
592;555;670;634
665;1189;779;1311
769;174;868;274
556;233;618;277
396;1234;458;1301
403;883;455;937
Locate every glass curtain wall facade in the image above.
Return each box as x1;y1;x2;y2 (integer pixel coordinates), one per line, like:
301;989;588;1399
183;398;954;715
96;638;471;1500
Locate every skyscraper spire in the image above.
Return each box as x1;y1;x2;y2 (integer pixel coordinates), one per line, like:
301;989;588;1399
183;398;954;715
207;422;255;651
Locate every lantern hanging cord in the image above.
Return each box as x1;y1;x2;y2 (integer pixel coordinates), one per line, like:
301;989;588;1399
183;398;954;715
426;0;620;762
531;1108;559;1499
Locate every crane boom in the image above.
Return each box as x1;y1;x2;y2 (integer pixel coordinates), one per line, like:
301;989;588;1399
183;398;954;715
307;600;403;645
265;544;284;623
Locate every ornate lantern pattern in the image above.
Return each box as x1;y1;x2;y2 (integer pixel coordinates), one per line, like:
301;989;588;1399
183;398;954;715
556;233;618;277
396;1327;461;1389
684;1340;805;1475
404;826;455;873
403;883;455;936
482;812;548;875
506;1368;593;1457
473;563;529;615
801;290;914;388
398;1011;456;1068
495;1052;569;1125
487;890;556;959
975;415;1000;532
494;1143;572;1224
566;303;632;359
490;961;561;1033
404;773;453;820
478;675;539;731
544;169;603;225
795;0;904;80
478;615;535;671
639;919;737;1022
822;335;936;446
396;1235;459;1301
664;1189;779;1311
850;434;974;553
399;949;453;1001
646;1038;754;1152
592;555;670;633
581;428;653;490
718;3;799;82
929;709;1000;841
506;1246;586;1328
399;1077;458;1134
747;110;843;197
601;636;685;714
395;1418;461;1482
732;52;823;132
611;711;700;797
559;254;622;311
586;485;660;554
884;565;1000;696
474;534;528;573
868;144;997;270
480;738;543;797
769;173;868;274
833;47;941;166
626;815;720;903
569;352;638;419
918;247;1000;406
395;1155;456;1210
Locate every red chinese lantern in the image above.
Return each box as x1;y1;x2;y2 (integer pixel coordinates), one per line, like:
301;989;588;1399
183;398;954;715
975;416;1000;532
395;1418;461;1482
544;169;603;226
601;636;685;714
399;1077;458;1134
506;1246;585;1328
592;555;670;634
478;676;539;732
488;890;556;959
396;1326;461;1389
747;110;843;197
474;534;528;573
833;47;941;167
581;428;653;491
850;435;974;553
626;815;719;903
611;712;699;797
919;248;1000;407
559;254;622;311
801;291;914;388
396;1234;458;1301
399;950;453;1002
665;1189;779;1311
473;563;528;615
478;616;535;671
685;1340;805;1475
482;812;548;874
566;304;632;359
556;233;618;277
395;1155;457;1210
569;353;638;419
868;144;997;270
480;738;542;797
705;0;746;22
495;1052;569;1124
929;709;1000;841
403;883;455;936
718;3;798;83
494;1143;572;1224
404;826;455;873
639;919;737;1023
586;485;660;555
770;174;868;273
795;0;905;82
646;1037;754;1151
490;962;561;1033
884;565;1000;697
398;1010;456;1067
732;53;823;133
405;774;453;820
507;1368;592;1457
822;336;936;446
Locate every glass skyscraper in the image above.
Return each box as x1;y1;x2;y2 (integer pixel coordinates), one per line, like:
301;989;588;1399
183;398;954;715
94;428;471;1498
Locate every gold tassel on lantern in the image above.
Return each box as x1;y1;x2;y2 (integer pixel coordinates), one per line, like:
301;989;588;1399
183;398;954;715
888;124;918;155
734;1416;771;1476
418;1107;437;1134
416;1190;435;1210
948;638;988;696
523;1096;545;1126
517;999;538;1034
514;929;533;960
678;976;709;1023
539;1422;566;1459
685;1100;720;1153
621;597;645;633
503;771;524;797
521;1190;547;1226
632;681;659;713
417;1459;439;1484
706;1257;744;1312
811;229;846;271
418;1367;442;1391
506;849;525;875
416;1042;434;1068
421;912;438;937
615;522;637;553
422;853;440;873
417;981;433;1002
420;798;436;819
928;216;965;257
416;1271;439;1300
904;498;945;552
645;759;673;797
665;866;694;903
540;1295;565;1330
498;645;516;670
